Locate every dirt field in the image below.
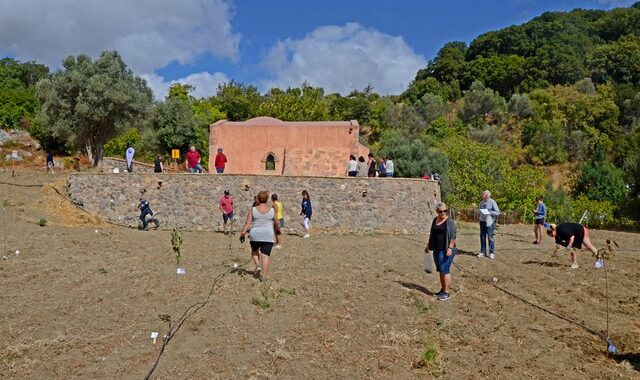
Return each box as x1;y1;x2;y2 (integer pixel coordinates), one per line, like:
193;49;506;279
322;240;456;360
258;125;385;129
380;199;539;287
0;169;639;379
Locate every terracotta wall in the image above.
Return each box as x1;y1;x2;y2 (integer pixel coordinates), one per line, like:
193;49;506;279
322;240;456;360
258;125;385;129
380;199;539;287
209;118;369;177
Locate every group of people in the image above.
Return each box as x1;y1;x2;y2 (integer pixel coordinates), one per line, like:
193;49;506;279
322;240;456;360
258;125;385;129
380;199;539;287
237;189;312;282
184;146;228;174
346;153;394;177
121;145;228;174
425;190;600;301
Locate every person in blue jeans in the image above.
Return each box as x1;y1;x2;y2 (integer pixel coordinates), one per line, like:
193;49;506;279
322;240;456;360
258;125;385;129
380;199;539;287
477;190;500;259
425;202;457;301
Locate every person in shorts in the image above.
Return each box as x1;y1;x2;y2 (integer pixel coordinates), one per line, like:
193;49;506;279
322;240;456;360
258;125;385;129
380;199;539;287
532;196;547;244
271;193;284;248
240;191;280;282
219;190;234;234
546;223;598;269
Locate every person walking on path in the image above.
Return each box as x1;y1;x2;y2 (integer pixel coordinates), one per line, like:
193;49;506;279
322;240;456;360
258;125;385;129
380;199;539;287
346;155;357;177
367;153;377;177
425;202;457;301
239;191;280;282
185;146;203;173
478;190;500;259
214;147;227;174
532;196;547;244
219;190;235;234
546;223;599;269
272;194;284;248
356;156;368;177
300;190;312;238
154;155;163;173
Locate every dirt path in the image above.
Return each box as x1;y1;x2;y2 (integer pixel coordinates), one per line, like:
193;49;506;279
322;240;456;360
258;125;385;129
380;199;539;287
0;170;638;379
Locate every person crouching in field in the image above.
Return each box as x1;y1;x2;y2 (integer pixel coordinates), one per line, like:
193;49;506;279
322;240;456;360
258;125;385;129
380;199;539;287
546;223;598;269
425;202;457;301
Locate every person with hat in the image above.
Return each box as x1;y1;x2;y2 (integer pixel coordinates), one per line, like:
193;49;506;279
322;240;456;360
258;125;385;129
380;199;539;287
214;147;228;174
219;190;235;234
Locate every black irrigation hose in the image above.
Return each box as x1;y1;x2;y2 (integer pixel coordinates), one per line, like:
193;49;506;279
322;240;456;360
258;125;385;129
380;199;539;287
143;226;251;380
398;235;609;341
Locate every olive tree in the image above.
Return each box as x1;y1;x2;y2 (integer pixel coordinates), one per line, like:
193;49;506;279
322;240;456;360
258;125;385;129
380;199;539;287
36;51;152;166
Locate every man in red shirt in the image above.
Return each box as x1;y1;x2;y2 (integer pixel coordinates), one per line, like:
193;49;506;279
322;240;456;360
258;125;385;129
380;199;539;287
214;147;228;174
185;146;203;173
219;190;234;233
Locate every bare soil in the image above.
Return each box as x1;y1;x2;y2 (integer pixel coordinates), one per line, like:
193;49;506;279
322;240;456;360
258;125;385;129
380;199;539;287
0;169;639;379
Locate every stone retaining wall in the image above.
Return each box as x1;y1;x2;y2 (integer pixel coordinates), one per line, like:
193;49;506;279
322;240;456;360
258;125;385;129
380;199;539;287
67;173;441;233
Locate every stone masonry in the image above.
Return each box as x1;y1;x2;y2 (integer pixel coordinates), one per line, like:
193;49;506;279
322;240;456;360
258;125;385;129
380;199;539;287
67;173;441;234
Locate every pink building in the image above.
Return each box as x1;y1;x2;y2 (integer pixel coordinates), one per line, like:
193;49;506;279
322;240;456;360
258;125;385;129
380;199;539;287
209;117;370;177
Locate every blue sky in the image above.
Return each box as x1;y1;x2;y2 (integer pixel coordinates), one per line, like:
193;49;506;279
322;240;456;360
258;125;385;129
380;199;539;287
0;0;635;98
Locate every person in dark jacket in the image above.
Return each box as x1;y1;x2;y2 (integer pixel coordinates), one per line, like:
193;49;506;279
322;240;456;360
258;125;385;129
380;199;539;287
425;202;457;301
546;223;598;269
300;190;312;238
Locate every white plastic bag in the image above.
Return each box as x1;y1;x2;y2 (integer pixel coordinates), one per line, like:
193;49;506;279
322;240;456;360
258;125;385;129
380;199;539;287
423;251;433;274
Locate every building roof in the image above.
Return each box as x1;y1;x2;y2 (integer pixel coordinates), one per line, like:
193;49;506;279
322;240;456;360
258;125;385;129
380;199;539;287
212;117;359;128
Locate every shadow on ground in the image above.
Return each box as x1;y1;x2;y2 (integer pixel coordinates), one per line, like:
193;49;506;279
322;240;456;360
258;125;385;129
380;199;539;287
395;281;435;296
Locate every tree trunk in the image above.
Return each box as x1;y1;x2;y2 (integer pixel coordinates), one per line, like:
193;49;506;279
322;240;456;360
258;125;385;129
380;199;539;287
85;140;105;167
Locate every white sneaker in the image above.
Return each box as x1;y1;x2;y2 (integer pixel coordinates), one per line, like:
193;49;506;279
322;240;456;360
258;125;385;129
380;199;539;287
489;253;495;260
477;253;486;258
570;263;579;269
303;234;310;239
594;259;604;269
275;244;282;249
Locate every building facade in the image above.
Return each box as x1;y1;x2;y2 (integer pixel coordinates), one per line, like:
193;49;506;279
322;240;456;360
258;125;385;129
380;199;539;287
209;117;370;177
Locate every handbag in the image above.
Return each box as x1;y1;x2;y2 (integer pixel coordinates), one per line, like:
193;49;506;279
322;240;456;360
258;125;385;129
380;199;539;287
423;251;433;274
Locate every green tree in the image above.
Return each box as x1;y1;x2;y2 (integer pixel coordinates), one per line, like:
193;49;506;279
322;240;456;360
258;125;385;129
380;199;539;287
573;161;627;203
145;97;200;158
36;51;152;166
214;80;261;121
415;93;447;125
260;83;329;121
459;81;506;126
508;93;535;120
589;35;640;84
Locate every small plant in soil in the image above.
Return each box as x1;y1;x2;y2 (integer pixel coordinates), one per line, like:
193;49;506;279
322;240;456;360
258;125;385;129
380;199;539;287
251;288;272;310
37;218;47;227
98;268;108;274
171;228;183;265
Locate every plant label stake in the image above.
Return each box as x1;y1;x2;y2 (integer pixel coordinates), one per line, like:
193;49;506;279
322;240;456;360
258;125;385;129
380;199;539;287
150;332;159;344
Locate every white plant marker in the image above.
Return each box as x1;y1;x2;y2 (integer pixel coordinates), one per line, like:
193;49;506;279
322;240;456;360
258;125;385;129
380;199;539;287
176;267;186;275
150;332;159;344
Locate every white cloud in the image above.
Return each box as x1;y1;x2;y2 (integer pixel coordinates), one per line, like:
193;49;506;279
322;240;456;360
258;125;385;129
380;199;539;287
261;23;427;95
0;0;240;73
142;71;229;99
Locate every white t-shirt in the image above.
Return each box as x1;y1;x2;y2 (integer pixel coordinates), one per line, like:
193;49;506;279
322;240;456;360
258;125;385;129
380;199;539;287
347;159;357;172
386;159;394;174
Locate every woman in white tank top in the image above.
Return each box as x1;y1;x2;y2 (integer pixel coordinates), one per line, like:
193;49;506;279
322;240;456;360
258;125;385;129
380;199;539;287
240;191;280;282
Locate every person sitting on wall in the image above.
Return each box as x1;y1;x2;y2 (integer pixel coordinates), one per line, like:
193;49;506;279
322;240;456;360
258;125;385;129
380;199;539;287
367;153;377;177
185;146;203;173
214;147;227;174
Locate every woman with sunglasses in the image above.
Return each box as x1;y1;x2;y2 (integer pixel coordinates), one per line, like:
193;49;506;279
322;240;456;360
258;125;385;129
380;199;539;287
425;202;457;301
